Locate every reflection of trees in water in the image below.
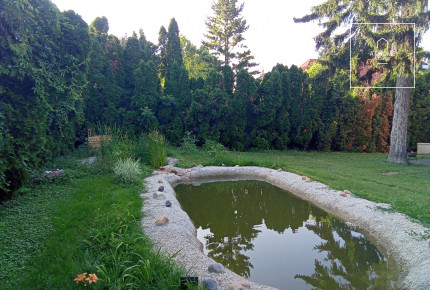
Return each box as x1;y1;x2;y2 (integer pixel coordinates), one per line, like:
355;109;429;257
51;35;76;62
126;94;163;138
295;208;395;289
176;180;393;286
176;180;312;277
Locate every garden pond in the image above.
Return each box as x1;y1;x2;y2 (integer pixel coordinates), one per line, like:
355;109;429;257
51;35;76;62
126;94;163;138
175;180;398;289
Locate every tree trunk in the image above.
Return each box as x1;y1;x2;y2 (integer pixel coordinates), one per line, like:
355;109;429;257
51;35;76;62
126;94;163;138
387;76;412;164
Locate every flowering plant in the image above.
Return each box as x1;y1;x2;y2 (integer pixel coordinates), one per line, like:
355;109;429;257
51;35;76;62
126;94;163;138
74;272;98;286
30;169;64;184
43;169;64;179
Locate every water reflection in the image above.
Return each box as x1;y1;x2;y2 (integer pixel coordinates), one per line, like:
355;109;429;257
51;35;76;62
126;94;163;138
175;180;396;289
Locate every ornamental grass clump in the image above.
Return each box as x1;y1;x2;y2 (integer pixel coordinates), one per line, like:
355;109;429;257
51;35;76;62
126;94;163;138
113;158;142;185
145;131;167;169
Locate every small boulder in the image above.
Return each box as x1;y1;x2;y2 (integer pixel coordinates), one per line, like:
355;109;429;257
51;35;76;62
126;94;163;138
184;169;191;173
208;263;225;274
158;186;165;192
277;168;282;172
158;180;163;183
197;164;204;168
344;190;352;194
166;157;179;166
301;176;307;180
81;156;97;167
153;191;166;200
155;216;169;226
305;177;311;183
235;165;240;167
228;277;251;290
202;279;217;290
159;166;165;171
171;169;178;175
340;193;347;197
166;200;172;207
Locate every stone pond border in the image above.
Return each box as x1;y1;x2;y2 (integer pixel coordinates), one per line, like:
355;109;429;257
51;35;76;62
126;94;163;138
140;165;430;289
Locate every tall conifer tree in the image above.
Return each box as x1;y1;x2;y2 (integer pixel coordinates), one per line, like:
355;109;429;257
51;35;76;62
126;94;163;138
203;0;258;74
158;26;168;79
166;18;183;75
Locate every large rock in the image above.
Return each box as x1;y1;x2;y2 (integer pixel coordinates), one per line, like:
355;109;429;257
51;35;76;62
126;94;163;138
228;277;250;290
208;263;225;274
155;216;169;226
153;191;166;200
158;186;165;192
166;200;172;207
202;279;217;290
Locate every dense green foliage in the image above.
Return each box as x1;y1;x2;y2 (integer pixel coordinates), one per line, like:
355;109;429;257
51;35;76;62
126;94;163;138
1;0;429;198
294;0;430;163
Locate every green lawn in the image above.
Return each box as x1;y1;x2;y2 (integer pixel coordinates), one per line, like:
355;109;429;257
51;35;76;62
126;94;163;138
170;148;430;227
0;152;194;289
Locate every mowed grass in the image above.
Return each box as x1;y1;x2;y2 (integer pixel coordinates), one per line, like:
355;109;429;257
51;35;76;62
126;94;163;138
169;148;430;227
0;156;194;289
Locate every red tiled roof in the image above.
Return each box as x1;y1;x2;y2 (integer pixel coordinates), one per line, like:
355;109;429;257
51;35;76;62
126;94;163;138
300;59;317;71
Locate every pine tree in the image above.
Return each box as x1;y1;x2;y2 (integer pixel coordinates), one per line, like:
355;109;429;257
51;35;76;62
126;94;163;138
203;0;258;74
128;60;161;134
295;0;430;163
90;16;109;35
158;26;168;79
181;35;217;79
166;18;183;75
123;33;144;96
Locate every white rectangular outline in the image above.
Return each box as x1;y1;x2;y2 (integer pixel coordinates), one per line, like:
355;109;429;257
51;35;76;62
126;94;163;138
349;22;416;89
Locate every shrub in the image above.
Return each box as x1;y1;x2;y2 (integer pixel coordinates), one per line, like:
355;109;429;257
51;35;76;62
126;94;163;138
144;131;167;169
203;139;227;157
113;158;142;185
181;131;198;153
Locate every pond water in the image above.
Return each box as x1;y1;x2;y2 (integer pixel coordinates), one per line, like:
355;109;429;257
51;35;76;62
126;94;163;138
175;180;397;289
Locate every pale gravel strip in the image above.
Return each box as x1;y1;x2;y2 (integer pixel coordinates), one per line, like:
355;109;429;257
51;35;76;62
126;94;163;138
141;166;430;290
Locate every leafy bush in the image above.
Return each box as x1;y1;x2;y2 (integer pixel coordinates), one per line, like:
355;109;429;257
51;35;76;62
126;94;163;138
181;131;198;153
203;139;227;156
113;158;142;185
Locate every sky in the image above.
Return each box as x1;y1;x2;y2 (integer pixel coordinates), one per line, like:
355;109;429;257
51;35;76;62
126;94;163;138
51;0;430;73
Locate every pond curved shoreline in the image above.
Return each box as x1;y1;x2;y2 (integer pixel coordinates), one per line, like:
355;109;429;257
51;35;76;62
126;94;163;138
140;165;430;289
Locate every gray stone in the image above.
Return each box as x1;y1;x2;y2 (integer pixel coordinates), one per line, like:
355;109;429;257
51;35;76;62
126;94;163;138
166;200;172;207
80;156;97;167
228;277;250;290
158;186;165;192
153;191;166;200
167;157;179;166
208;262;225;273
202;279;217;290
